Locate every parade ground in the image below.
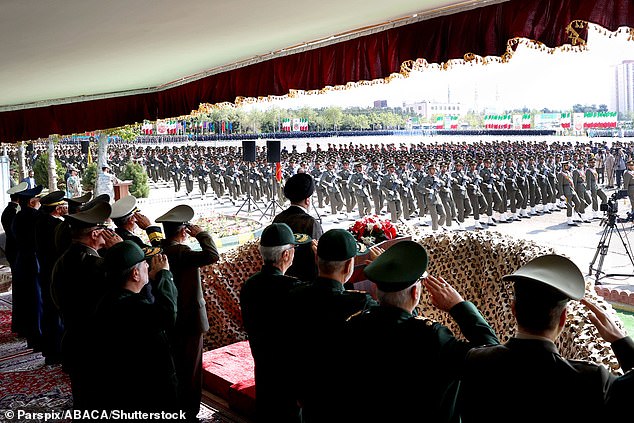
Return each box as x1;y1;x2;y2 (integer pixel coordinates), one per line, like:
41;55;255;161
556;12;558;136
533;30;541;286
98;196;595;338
136;135;634;292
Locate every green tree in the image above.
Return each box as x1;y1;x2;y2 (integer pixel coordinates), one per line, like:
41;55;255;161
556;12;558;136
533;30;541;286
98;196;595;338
82;163;98;192
33;152;65;191
323;106;343;130
118;161;150;198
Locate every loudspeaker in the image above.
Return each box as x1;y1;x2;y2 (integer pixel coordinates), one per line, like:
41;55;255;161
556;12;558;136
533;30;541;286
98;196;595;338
26;143;34;153
80;140;89;154
242;140;256;162
266;140;281;163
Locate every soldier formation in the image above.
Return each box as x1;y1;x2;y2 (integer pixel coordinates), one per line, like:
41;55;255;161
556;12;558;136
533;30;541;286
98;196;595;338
8;137;634;229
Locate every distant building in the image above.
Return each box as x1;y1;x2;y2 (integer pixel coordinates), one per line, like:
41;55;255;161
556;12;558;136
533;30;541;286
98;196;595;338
402;100;465;120
615;60;634;116
373;100;388;108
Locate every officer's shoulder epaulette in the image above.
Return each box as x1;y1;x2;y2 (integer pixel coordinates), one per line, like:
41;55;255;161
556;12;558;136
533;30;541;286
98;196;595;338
413;315;436;327
346;289;367;294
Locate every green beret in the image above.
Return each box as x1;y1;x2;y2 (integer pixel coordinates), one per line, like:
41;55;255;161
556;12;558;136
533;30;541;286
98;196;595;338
260;223;311;247
317;229;362;261
363;241;428;292
105;240;150;274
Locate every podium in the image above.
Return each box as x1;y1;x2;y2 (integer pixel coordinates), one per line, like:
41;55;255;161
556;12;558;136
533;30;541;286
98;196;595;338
346;235;412;299
113;180;133;201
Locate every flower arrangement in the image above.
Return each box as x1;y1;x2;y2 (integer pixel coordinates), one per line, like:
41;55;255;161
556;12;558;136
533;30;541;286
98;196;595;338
348;215;398;246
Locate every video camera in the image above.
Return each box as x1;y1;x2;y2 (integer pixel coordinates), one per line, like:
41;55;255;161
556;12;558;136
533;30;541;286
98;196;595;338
600;189;628;214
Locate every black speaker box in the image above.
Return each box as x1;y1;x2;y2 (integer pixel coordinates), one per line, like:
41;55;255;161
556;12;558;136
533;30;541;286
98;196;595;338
242;140;256;162
80;140;89;154
266;140;281;163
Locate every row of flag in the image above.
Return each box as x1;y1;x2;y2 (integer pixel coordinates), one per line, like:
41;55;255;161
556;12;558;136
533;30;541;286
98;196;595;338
281;118;309;132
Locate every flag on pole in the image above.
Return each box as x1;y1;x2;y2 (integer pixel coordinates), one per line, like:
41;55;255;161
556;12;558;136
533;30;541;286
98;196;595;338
275;162;282;182
87;145;93;164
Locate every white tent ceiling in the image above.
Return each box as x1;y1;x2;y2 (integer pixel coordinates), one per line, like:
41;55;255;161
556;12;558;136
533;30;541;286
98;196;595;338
0;0;500;111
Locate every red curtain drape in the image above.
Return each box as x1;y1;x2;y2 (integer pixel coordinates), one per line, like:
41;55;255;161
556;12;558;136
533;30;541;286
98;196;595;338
2;0;633;142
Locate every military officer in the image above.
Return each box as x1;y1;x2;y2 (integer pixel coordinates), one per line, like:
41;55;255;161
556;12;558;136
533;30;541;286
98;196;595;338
194;157;209;197
438;162;457;228
156;204;220;420
503;157;523;221
110;195;164;248
411;159;428;225
586;156;607;219
342;241;499;423
310;161;326;208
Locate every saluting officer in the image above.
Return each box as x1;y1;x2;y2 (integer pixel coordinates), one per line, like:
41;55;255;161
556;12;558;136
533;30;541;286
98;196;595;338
110;195;164;249
342;241;499;423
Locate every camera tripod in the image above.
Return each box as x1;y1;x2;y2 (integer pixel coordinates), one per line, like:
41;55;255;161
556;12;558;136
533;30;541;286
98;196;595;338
260;171;283;221
236;184;262;215
588;212;634;284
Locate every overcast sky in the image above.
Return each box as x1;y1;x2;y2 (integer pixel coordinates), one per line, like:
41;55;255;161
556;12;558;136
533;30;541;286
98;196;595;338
260;25;634;113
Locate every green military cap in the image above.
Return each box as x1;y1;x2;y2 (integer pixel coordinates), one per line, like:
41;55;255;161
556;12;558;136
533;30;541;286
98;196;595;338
427;162;436;169
502;254;585;300
364;240;428;292
65;201;111;229
628;159;634;166
155;204;194;224
284;173;315;202
386;162;395;169
317;229;364;261
110;195;139;219
483;157;492;163
39;190;66;207
7;181;28;195
260;223;311;247
105;240;153;274
354;162;363;167
455;160;464;166
560;161;569;166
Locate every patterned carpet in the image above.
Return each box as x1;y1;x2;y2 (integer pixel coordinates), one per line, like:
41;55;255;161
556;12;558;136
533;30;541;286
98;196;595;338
0;292;240;422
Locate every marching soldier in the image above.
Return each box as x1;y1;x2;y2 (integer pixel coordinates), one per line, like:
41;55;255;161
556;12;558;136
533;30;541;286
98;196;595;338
338;160;355;214
195;158;209;197
380;162;402;223
310;161;326;208
367;160;384;215
526;156;542;215
209;157;225;199
479;158;501;226
515;157;530;218
466;160;487;229
536;155;554;213
411;159;428;225
586;156;607;219
224;158;241;201
572;159;591;222
503;157;523;221
438;162;457;228
450;160;473;227
493;158;509;222
348;162;372;218
557;161;583;226
419;163;445;231
321;161;344;217
181;158;195;198
169;158;182;196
